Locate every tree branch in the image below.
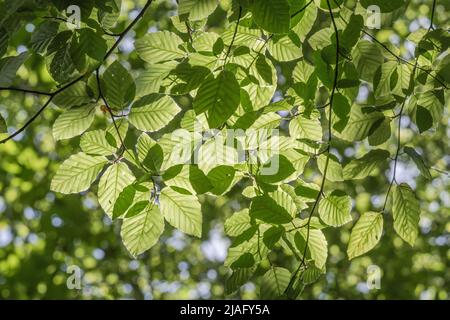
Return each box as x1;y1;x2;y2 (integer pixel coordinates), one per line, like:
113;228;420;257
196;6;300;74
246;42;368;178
0;87;52;96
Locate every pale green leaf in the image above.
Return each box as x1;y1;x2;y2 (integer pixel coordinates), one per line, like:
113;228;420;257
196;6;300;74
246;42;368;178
52;103;96;141
392;183;420;246
135;31;185;64
178;0;218;21
50;153;107;194
193;70;240;128
80;129;116;156
121;203;164;257
347;211;383;260
343;149;390;180
129;94;181;132
98;162;135;217
159;187;202;237
251;0;291;34
318;190;352;227
224;209;252;237
260;267;291;299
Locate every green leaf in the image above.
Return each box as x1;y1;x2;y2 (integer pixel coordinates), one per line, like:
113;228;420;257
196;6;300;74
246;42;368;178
224;209;252;237
0;52;28;86
77;28;107;61
98;162;135;217
102;61;135;110
335;106;385;142
415;105;433;133
250;195;293;224
352;40;384;82
417;88;444;126
207;165;236;195
343;149;390;180
47;32;76;83
163;165;212;195
53;81;92;108
260;267;291;299
178;0;218;21
289;114;322;142
267;34;302;62
392;183;420;246
135;31;185;64
159;187;202;237
193;70;240;128
225;268;253;295
52;103;96;141
291;3;317;41
360;0;406;12
256;155;296;184
296;228;328;268
135;62;177;97
129;94;181;132
404;146;432;180
30;21;59;53
263;225;285;249
317;154;343;182
318;190;352;227
121;203;164;257
80;130;117;156
226;228;268;268
368;118;391;146
98;0;122;29
50;153;107;194
251;0;291;34
347;211;383;260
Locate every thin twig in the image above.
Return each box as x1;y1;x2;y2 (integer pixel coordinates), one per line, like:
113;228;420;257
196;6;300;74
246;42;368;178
382;0;437;212
0;87;52;96
223;6;242;67
284;0;339;297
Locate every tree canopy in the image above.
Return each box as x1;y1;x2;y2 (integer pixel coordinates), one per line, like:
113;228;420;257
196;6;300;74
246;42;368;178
0;0;448;299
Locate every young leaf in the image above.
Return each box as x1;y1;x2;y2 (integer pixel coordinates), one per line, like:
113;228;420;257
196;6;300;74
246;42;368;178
347;212;383;260
317;154;343;182
135;31;185;64
250;195;293;224
52;104;96;141
260;267;291;299
80;130;116;156
178;0;218;21
251;0;291;34
129;94;181;132
392;183;420;246
121;203;164;257
102;61;136;110
193;70;240;128
289;114;322;142
318;190;352;227
343;149;390;180
98;162;135;217
159;187;202;237
50;153;107;194
224;209;252;237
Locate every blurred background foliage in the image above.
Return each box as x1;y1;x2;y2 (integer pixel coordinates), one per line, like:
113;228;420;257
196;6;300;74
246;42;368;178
0;0;448;299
